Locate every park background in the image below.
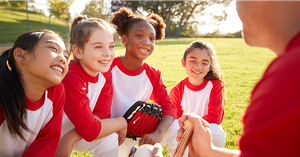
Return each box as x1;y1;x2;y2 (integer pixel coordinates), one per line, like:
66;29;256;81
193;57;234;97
0;1;276;156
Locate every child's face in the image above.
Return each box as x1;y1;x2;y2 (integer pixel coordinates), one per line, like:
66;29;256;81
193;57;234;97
182;48;211;86
123;21;155;60
79;29;115;76
24;33;68;86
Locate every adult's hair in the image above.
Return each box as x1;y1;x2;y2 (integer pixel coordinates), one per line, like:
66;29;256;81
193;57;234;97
183;40;227;105
69;14;116;61
0;29;60;141
110;7;166;41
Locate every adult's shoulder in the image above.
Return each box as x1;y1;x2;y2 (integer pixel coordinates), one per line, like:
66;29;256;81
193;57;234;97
264;49;300;79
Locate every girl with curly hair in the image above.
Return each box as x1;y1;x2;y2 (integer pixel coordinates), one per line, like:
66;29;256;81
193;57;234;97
170;40;227;148
110;7;179;157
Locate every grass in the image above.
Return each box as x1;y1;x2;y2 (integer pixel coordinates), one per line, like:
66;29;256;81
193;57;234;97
0;6;68;43
72;38;275;156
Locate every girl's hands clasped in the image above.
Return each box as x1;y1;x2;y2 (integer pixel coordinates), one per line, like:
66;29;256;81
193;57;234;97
177;113;214;157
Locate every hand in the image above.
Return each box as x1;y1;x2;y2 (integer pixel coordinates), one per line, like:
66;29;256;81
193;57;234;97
117;126;127;145
139;130;164;145
152;143;164;157
177;113;214;157
56;129;82;157
55;137;74;157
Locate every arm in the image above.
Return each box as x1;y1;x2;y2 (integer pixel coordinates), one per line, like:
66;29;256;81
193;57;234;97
139;115;174;145
56;115;127;157
202;80;224;125
22;84;65;157
141;70;176;145
169;84;184;119
93;71;113;119
177;113;240;157
62;72;101;142
92;72;127;145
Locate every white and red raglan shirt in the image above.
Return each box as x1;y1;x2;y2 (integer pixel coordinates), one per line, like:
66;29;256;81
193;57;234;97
61;60;113;142
0;83;65;157
170;78;224;125
110;56;176;119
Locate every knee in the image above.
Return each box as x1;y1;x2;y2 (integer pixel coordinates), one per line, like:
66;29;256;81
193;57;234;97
209;124;226;147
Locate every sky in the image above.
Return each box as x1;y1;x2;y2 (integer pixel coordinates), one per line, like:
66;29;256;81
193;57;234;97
32;0;243;34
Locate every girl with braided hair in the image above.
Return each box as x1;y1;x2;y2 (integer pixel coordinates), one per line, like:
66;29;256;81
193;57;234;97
56;15;127;156
110;7;179;157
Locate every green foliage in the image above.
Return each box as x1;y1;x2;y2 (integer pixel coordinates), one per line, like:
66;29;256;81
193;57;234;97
196;30;243;38
129;0;232;38
0;6;68;43
2;1;27;8
48;0;74;21
82;0;103;18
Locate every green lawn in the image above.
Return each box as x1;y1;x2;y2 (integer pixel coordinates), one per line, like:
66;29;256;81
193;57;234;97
0;6;68;43
72;38;276;156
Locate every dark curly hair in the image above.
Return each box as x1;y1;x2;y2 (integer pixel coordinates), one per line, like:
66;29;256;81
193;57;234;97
110;7;165;41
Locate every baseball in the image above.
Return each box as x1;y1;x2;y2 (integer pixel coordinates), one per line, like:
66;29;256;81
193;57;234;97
134;144;154;157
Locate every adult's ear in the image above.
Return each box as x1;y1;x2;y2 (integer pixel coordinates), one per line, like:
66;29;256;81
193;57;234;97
181;58;186;68
72;45;83;59
121;34;128;46
13;48;26;64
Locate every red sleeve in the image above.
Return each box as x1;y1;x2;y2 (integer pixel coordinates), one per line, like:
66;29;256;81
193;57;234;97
169;81;184;119
147;66;176;119
239;52;300;157
202;80;224;125
93;71;113;119
62;71;101;142
22;84;65;157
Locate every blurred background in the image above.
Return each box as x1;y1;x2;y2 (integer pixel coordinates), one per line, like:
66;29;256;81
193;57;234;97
0;0;243;44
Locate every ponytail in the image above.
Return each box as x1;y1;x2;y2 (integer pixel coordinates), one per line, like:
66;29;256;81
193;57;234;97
0;50;28;141
0;29;59;141
69;14;116;61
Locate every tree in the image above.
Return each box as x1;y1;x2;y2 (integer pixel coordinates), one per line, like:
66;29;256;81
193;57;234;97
8;0;34;7
129;1;182;37
48;0;74;21
82;0;112;20
129;0;232;37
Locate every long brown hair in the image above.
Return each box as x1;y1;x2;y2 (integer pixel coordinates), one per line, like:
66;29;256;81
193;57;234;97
183;40;227;105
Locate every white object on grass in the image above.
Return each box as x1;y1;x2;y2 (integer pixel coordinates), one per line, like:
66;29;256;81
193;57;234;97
134;144;154;157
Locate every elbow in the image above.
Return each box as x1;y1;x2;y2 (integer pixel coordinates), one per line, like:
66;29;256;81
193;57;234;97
81;133;97;142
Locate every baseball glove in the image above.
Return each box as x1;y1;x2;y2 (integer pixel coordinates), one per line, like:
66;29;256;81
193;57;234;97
123;101;162;140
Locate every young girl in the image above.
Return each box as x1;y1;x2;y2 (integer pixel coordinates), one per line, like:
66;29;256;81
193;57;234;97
56;15;127;157
170;40;227;147
110;7;178;157
0;30;68;156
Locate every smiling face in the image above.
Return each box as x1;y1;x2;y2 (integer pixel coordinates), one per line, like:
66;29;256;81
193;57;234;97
24;33;68;87
122;21;156;61
76;28;115;76
182;48;211;86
